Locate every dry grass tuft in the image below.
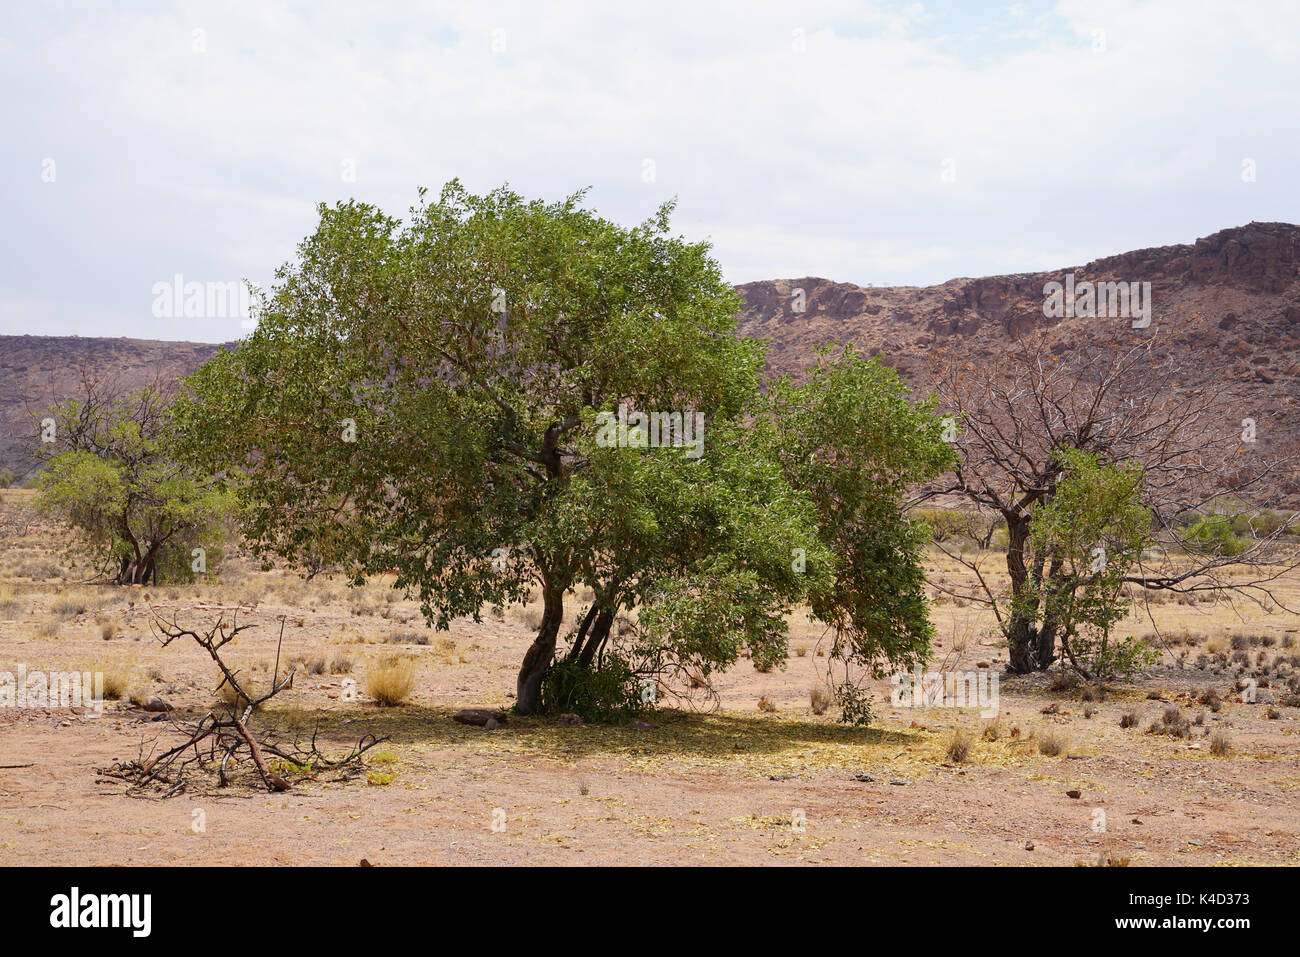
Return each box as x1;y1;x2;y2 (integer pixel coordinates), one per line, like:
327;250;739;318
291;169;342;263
809;684;833;715
944;728;973;763
1037;731;1068;756
366;655;416;707
52;598;87;619
88;660;132;700
215;676;262;712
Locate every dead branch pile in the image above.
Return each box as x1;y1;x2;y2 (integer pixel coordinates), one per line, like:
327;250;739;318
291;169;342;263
100;607;386;798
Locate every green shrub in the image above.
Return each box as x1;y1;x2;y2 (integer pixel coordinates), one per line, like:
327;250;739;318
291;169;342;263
915;507;966;544
1064;633;1159;682
1184;516;1246;556
539;656;646;724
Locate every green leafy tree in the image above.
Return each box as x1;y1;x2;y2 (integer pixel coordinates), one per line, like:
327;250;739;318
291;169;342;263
35;373;232;584
757;347;956;720
174;182;950;716
1022;449;1155;679
1183;516;1246;557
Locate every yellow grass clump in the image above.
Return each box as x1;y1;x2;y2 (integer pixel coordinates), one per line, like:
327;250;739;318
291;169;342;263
366;655;416;707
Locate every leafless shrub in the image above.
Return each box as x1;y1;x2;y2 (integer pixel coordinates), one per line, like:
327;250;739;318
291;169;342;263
100;608;385;797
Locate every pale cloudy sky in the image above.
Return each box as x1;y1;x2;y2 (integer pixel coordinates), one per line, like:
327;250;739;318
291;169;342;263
2;0;1297;342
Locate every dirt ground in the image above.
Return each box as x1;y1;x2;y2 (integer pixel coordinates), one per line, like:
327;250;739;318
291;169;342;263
2;488;1299;866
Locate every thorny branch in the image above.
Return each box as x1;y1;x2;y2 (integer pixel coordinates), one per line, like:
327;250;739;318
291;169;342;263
100;606;386;798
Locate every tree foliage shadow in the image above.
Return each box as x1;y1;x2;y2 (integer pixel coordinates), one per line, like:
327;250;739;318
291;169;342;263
265;702;922;762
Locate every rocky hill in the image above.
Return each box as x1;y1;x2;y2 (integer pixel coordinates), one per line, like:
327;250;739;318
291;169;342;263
737;222;1300;503
3;222;1297;500
0;336;227;480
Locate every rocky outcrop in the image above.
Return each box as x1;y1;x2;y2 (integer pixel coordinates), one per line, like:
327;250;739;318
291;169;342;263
737;223;1300;505
4;223;1298;503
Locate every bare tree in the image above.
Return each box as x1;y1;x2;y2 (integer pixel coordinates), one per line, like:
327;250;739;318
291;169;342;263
930;330;1299;674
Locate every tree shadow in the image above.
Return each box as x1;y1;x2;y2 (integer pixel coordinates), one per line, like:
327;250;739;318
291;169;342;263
264;702;922;763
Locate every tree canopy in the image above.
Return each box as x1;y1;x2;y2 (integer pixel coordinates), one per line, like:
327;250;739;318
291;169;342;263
36;371;232;584
174;182;952;717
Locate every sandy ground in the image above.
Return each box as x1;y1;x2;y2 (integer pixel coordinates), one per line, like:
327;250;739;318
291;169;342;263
2;488;1299;866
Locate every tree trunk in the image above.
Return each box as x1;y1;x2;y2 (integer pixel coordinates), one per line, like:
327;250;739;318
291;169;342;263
576;608;614;670
1003;514;1044;673
515;584;564;715
115;553;158;585
117;557;145;585
1006;615;1039;674
1036;618;1059;669
564;605;600;663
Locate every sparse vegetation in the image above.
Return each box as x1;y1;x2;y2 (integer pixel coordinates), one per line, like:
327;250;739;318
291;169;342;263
88;659;132;700
1037;731;1067;756
365;655;416;707
809;684;833;715
944;728;973;763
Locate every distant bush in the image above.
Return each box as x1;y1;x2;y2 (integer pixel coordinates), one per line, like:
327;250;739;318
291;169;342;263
916;507;967;544
1183;516;1246;556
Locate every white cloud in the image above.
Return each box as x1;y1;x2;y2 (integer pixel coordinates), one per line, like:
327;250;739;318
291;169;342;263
1;0;1297;341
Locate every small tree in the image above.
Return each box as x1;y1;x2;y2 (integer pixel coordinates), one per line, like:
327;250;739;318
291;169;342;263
1021;449;1155;679
757;346;956;721
35;369;231;584
933;332;1300;673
